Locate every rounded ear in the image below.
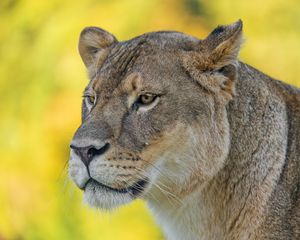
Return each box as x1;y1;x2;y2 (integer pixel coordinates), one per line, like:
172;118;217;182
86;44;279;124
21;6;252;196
203;19;243;67
182;20;243;103
78;27;118;77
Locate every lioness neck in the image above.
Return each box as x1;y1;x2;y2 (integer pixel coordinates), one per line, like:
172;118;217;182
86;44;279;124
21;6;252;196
147;62;294;240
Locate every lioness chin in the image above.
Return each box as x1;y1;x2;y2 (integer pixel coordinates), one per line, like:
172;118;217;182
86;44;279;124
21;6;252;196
69;20;300;239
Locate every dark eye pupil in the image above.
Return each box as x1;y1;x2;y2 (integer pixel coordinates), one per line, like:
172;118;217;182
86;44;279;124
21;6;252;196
88;96;95;104
141;95;153;103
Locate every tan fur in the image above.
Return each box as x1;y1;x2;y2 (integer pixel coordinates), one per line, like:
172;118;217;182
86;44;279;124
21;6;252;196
69;20;300;239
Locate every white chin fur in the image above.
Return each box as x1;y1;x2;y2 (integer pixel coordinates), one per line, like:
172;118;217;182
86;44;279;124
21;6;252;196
83;182;133;210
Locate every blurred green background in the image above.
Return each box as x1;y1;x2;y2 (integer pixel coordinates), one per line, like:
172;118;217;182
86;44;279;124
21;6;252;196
0;0;300;239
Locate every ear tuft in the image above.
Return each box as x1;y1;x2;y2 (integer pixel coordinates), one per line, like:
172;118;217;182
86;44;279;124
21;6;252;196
78;27;117;77
210;25;226;37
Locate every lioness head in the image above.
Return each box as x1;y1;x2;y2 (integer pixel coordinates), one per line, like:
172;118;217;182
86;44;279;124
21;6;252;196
69;20;243;209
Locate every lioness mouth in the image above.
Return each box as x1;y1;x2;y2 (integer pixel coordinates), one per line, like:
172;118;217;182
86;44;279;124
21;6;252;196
84;178;149;197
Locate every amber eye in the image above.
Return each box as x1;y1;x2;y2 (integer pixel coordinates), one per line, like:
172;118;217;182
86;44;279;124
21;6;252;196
139;93;156;105
87;95;96;105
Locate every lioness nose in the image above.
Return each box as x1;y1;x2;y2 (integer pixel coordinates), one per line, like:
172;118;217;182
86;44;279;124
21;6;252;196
70;143;110;166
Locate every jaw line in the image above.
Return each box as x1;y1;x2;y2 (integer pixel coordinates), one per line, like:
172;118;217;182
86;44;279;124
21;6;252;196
83;182;132;210
83;178;149;196
82;178;150;210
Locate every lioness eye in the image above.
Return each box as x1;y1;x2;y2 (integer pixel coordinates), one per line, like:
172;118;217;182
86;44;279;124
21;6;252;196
86;95;96;105
139;94;156;105
89;95;95;104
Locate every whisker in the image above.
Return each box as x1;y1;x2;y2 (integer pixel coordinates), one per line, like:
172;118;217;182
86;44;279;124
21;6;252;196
140;159;179;186
126;172;161;205
134;167;183;206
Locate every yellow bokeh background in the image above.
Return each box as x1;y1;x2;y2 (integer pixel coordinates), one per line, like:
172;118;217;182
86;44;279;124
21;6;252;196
1;0;300;239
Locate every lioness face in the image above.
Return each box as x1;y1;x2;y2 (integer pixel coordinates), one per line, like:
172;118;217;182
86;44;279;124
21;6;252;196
69;22;243;209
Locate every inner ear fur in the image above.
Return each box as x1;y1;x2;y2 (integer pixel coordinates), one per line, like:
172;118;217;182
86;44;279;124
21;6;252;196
182;20;243;102
78;27;118;77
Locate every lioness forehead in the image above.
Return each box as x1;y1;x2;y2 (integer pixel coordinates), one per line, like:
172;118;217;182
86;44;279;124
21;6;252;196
122;31;199;52
89;31;199;94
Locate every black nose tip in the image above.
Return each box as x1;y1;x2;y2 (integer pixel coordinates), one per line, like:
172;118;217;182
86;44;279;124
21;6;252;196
70;143;110;166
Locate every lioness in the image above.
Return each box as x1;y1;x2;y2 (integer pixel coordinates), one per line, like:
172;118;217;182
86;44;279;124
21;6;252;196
69;20;300;239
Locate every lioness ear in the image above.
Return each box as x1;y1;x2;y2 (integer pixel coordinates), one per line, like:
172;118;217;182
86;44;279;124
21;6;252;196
203;19;243;67
182;20;243;102
78;27;118;77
